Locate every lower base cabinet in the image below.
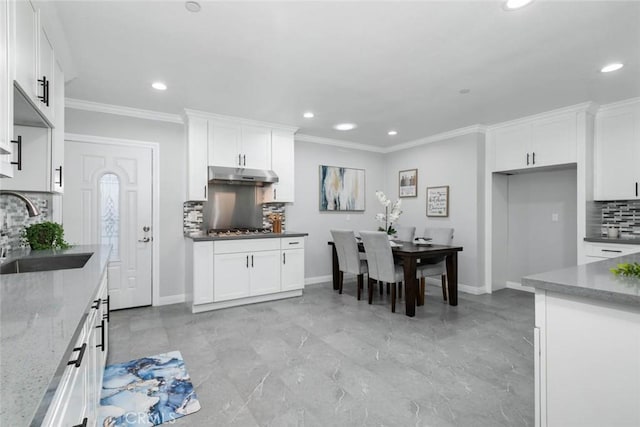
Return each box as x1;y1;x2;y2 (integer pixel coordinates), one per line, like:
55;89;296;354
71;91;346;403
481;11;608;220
187;236;305;312
42;271;109;426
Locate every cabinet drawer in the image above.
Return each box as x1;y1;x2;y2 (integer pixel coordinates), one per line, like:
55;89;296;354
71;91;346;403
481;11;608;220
214;238;280;254
281;236;305;249
585;242;640;258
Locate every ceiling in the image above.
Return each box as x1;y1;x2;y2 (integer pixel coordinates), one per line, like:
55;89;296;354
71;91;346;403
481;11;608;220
55;1;640;148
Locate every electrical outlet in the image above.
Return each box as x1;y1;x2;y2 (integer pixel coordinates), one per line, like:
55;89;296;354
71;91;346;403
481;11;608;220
552;213;559;222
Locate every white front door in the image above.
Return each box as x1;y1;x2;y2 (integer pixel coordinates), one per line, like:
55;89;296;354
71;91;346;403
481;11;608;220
64;139;153;309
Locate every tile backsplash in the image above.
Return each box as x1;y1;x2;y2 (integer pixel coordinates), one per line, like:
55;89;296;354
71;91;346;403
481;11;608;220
0;192;52;251
588;200;640;238
182;201;287;234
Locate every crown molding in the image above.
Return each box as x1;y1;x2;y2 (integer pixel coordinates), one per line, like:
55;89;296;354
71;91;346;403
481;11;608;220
596;96;640;112
487;101;599;131
384;124;487;153
184;108;299;133
294;134;386;153
65;98;184;124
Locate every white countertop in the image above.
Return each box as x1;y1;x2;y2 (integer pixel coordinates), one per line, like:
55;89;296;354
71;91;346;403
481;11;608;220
522;254;640;308
0;245;111;426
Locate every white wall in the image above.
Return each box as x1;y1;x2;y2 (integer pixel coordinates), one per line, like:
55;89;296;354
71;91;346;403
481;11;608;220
506;167;577;282
286;140;386;281
64;109;185;300
383;133;486;289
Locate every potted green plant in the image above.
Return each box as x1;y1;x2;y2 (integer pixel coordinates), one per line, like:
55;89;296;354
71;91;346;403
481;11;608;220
23;222;71;250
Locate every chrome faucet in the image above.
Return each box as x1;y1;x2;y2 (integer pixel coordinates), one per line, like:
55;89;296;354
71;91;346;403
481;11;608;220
0;191;41;217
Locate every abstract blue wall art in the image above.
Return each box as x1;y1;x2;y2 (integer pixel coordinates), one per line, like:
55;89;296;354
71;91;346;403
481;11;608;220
319;165;365;211
99;351;201;426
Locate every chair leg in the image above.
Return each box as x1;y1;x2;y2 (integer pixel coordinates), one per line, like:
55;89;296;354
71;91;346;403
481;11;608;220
379;281;383;296
391;283;396;313
357;274;363;300
419;277;425;305
386;282;390;295
368;277;374;304
398;282;402;299
441;274;448;302
338;271;344;294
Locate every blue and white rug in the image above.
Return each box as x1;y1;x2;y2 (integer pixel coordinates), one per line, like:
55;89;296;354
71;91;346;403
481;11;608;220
99;350;201;426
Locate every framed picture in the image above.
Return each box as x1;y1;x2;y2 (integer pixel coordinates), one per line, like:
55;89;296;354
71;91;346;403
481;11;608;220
426;186;449;217
398;169;418;198
319;165;365;211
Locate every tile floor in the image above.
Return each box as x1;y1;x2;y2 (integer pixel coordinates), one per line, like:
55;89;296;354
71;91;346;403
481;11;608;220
108;282;534;426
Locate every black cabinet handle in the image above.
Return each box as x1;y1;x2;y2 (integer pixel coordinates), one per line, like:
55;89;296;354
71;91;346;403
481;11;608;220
636;182;638;197
91;298;101;310
602;249;622;253
103;295;110;322
283;253;286;264
532;152;536;165
526;153;529;166
243;154;246;166
203;185;207;199
55;166;62;187
251;255;254;267
288;241;299;245
67;343;87;368
72;418;88;427
96;319;105;351
274;188;277;200
246;255;249;268
10;136;22;170
37;76;49;106
238;153;242;166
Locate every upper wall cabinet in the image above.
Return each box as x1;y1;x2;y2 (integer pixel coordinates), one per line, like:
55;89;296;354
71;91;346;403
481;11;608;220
0;0;14;178
208;121;271;170
185;116;209;201
491;112;578;173
263;131;295;203
594;99;640;201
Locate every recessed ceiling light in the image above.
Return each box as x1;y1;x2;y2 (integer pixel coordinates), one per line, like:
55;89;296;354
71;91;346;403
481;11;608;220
504;0;534;10
334;123;357;131
185;1;201;13
151;82;167;91
303;112;314;118
388;130;398;136
600;63;624;73
459;88;471;94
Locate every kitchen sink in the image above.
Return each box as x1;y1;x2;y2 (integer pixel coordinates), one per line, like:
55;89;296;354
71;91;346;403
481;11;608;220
0;253;93;275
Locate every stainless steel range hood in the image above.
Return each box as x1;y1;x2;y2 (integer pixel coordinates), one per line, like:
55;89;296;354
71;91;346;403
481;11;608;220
208;166;278;185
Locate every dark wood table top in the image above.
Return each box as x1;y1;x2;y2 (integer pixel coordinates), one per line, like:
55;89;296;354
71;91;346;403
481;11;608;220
328;240;463;258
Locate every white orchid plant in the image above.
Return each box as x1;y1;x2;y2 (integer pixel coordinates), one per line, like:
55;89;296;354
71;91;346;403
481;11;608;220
375;190;402;235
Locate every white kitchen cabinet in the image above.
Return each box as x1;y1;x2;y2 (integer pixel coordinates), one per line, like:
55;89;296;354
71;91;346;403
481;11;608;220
1;124;51;191
263;130;295;203
50;58;64;192
281;237;305;291
492;112;577;172
14;0;38;105
208;120;271;170
594;99;640;201
36;20;55;123
534;290;640;427
582;241;640;264
42;273;109;427
213;252;251;301
0;0;15;178
249;250;281;296
186;240;214;305
185;116;208;201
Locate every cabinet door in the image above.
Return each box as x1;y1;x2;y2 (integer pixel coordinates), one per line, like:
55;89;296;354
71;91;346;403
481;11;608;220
281;249;304;291
209;120;241;168
14;0;37;104
531;113;577;167
37;21;55;122
249;250;281;296
594;104;640;200
268;131;295;202
193;241;214;305
0;0;13;172
1;124;51;191
51;58;64;192
492;123;530;172
214;252;250;301
186;117;208;201
241;125;271;170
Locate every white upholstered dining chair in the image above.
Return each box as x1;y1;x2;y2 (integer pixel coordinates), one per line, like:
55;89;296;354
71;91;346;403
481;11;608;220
395;225;416;242
359;231;405;312
417;227;454;302
330;230;368;300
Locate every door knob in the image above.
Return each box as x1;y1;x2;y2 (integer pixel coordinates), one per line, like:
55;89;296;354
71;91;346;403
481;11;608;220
138;237;150;243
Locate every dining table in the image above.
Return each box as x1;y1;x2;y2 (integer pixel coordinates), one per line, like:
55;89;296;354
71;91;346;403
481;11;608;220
328;240;463;317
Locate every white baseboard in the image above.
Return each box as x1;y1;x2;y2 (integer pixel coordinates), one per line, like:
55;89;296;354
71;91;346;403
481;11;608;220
191;290;303;313
305;275;333;286
157;294;186;306
458;283;487;295
505;281;535;293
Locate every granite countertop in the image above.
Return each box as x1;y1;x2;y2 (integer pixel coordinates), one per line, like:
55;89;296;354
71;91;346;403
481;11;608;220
186;231;309;241
584;236;640;245
522;254;640;308
0;245;111;426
